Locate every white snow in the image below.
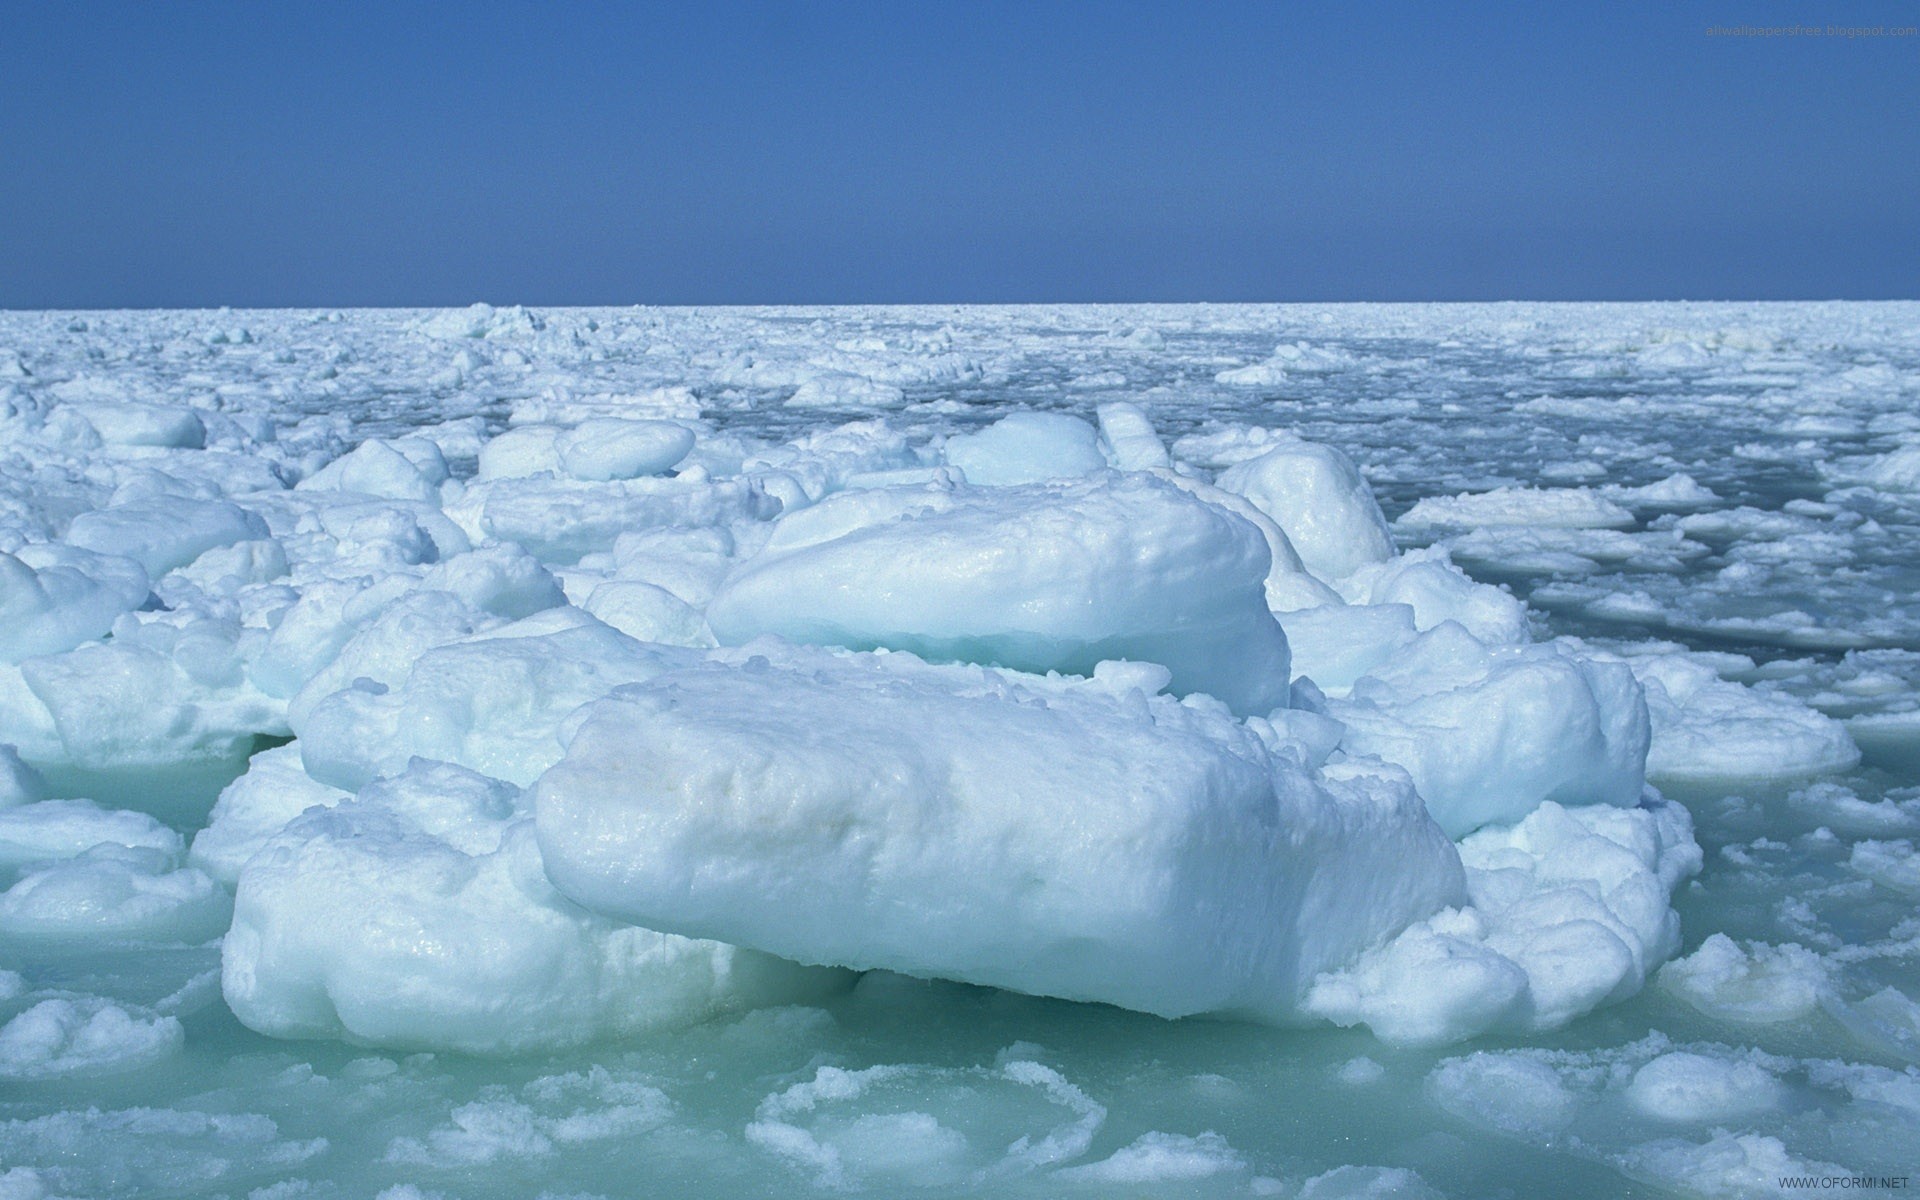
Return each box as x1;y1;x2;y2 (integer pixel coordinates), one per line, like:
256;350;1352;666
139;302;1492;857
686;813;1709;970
786;373;906;410
1617;648;1862;785
66;402;206;449
0;745;47;807
65;496;270;578
296;610;691;791
0;798;183;873
0;845;230;942
1094;401;1172;471
555;418;695;481
187;743;352;885
1325;626;1649;837
297;438;446;503
1623;1051;1785;1122
0;547;150;663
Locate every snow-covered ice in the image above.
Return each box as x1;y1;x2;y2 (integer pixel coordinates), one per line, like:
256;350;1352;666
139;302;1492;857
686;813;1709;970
223;759;844;1054
703;473;1294;714
533;641;1461;1022
0;300;1914;1198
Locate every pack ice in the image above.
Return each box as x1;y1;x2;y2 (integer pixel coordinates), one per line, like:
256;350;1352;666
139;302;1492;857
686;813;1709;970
0;322;1867;1060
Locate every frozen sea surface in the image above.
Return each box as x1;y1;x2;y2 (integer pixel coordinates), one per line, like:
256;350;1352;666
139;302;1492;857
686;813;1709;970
1;302;1917;1198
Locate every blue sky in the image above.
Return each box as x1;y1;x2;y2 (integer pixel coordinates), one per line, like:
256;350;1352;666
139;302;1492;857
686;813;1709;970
3;2;1916;306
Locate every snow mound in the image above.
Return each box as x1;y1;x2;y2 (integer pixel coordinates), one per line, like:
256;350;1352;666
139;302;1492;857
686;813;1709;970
1094;402;1172;470
476;420;696;482
1215;343;1355;385
556;419;695;480
66;402;206;449
0;798;182;873
1658;934;1830;1023
1632;652;1861;784
786;373;906;410
188;743;353;885
298;438;447;503
1;845;230;942
298;610;692;791
0;745;47;807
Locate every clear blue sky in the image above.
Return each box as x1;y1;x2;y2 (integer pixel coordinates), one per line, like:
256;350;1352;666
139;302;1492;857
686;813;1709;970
3;1;1916;306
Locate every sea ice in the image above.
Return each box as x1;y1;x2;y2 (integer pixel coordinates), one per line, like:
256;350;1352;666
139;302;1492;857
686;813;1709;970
0;300;1910;1199
0;798;182;874
0;845;230;942
0;997;183;1081
1623;1051;1785;1123
0;744;46;806
1093;401;1173;471
1657;933;1830;1023
296;438;447;503
187;743;352;885
0;546;150;663
1398;486;1636;532
940;411;1107;486
223;759;844;1054
296;609;692;790
1324;625;1649;837
1305;796;1699;1042
534;642;1463;1022
704;473;1293;715
1624;650;1861;784
1215;439;1395;581
65;496;270;578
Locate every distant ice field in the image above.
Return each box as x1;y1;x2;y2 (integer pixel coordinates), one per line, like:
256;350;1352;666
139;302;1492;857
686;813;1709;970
0;301;1916;1199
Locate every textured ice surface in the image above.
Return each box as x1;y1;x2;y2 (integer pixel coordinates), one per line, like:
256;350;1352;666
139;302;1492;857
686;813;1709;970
941;410;1107;485
1324;627;1649;837
1;843;230;942
534;642;1462;1021
1306;796;1701;1041
705;472;1293;714
223;759;845;1054
296;609;690;791
187;742;352;885
0;997;183;1080
0;301;1914;1198
1217;438;1395;581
